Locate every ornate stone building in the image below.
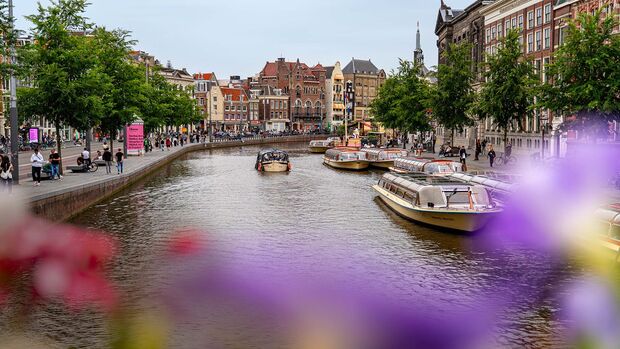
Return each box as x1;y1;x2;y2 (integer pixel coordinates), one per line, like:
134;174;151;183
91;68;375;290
259;58;326;131
325;62;345;131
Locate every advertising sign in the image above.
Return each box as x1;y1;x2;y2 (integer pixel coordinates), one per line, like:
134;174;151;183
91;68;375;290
125;123;144;156
28;128;40;144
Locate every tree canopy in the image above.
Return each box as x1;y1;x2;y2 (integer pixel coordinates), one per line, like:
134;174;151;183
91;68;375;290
475;29;538;146
539;9;620;139
432;42;475;144
371;60;432;135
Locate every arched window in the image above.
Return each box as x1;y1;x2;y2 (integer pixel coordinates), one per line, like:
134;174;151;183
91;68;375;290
305;101;312;115
315;101;322;116
295;99;302;115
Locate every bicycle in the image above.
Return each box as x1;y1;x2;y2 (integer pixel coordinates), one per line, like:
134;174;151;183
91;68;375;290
82;160;98;173
495;152;517;166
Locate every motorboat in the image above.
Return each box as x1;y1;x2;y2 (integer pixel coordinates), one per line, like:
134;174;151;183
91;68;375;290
360;148;409;169
323;148;369;171
594;204;620;258
373;173;502;232
308;140;335;153
390;157;462;175
255;149;291;172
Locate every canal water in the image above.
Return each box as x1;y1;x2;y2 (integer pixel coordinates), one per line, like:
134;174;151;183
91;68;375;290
12;143;586;348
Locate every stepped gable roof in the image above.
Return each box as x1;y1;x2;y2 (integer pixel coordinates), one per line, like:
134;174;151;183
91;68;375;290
342;58;380;75
311;63;326;71
219;87;249;102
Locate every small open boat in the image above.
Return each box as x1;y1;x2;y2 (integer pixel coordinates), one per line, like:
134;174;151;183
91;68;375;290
360;148;409;169
373;173;501;232
255;149;291;172
323;148;369;170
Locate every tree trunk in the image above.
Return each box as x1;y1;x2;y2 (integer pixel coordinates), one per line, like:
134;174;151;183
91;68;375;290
55;123;63;175
503;128;508;152
451;128;455;146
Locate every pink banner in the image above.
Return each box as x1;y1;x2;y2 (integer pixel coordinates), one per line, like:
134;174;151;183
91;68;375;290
29;128;39;144
125;124;144;155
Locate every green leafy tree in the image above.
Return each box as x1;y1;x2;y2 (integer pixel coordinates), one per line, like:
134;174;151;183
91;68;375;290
539;9;620;140
92;27;147;150
476;29;538;148
432;42;475;145
18;0;107;167
371;60;431;146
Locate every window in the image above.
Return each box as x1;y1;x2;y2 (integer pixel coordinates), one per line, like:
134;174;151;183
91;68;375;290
543;57;550;82
558;26;567;45
512;17;517;28
527;33;533;52
535;30;542;50
535;59;542;78
544;4;551;23
544;28;550;49
536;8;543;26
519;15;524;28
491;26;497;40
225;105;230;111
498;24;503;38
505;20;510;35
527;11;534;29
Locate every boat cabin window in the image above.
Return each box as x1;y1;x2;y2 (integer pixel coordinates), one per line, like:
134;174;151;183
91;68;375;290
611;225;620;241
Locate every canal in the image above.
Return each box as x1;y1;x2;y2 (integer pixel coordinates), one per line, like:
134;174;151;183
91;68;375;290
24;143;582;348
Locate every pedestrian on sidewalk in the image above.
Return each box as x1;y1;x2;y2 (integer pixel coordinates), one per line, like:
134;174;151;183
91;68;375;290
48;149;62;180
115;148;124;174
488;146;496;168
475;139;481;161
481;139;488;158
31;147;44;186
459;146;468;172
103;148;113;174
0;150;13;193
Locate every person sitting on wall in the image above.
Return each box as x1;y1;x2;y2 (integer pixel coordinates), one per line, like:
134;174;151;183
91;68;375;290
77;154;84;166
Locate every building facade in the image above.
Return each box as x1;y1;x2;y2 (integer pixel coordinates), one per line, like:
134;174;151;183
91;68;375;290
207;86;249;133
342;58;386;129
193;72;218;132
481;0;559;156
325;62;345;132
435;0;496;148
259;58;327;131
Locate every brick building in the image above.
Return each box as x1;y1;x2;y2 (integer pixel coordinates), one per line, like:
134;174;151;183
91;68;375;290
259;58;327;131
193;72;218;132
207;85;249;133
481;0;558;156
342;58;386;129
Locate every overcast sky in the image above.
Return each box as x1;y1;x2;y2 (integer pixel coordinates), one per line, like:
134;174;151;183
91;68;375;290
16;0;474;78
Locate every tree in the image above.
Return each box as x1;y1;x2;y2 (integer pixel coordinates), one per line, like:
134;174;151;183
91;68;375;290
19;0;107;169
92;27;146;150
539;9;620;140
432;42;475;145
476;29;538;148
371;60;432;147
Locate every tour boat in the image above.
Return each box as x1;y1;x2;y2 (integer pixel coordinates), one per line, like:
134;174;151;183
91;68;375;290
373;173;502;232
390;157;462;175
255;149;291;172
323;148;369;170
594;204;620;258
446;173;517;206
308;140;335;153
360;148;409;169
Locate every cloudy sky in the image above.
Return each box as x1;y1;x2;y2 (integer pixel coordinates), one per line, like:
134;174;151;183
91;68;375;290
16;0;473;78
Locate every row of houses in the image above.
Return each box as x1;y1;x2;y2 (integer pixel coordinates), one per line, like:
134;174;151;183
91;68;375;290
435;0;620;156
194;57;388;133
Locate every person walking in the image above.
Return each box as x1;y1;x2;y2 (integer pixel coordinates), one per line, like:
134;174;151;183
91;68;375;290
48;149;62;180
31;147;44;186
165;138;171;151
459;146;468;171
115;148;125;174
475;139;481;161
102;148;113;174
488;145;496;168
0;150;13;193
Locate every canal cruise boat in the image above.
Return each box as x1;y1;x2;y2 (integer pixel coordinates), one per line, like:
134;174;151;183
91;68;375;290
373;173;502;232
594;204;620;260
255;149;291;172
323;148;369;171
360;148;409;169
308;140;336;154
390;158;462;175
446;173;517;207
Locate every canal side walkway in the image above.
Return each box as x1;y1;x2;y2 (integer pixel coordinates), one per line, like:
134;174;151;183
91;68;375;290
13;135;323;221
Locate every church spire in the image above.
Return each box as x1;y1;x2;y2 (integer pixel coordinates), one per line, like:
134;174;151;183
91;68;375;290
416;21;421;51
414;21;424;68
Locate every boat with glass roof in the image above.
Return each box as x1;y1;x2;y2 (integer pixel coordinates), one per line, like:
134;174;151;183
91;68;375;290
360;148;409;169
323;148;369;170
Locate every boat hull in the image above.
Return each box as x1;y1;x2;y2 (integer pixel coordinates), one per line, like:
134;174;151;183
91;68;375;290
369;160;394;169
323;157;369;170
259;161;290;172
373;185;498;232
309;146;330;154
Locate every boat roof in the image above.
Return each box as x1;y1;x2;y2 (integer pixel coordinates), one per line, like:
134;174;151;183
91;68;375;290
325;148;361;156
258;149;288;155
447;173;517;192
361;148;407;154
382;172;476;189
